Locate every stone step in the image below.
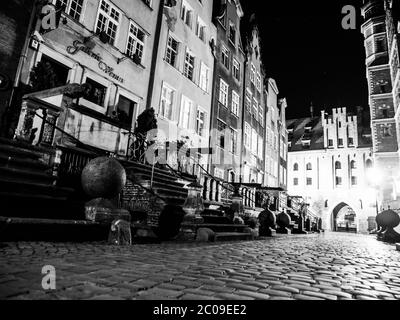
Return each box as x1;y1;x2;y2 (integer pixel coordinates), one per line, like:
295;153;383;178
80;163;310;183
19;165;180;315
214;232;254;241
0;166;55;185
0;143;44;160
0;153;51;171
153;186;188;199
0;216;109;242
0;177;74;198
182;223;250;234
396;243;400;251
201;215;232;224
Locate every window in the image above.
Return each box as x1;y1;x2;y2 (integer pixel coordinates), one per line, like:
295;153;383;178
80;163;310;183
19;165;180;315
180;96;192;129
259;105;264;125
160;83;175;119
293;163;299;171
229;21;236;44
127;22;145;63
328;139;333;147
115;95;135;128
181;1;193;28
55;0;84;21
351;161;357;169
230;128;238;154
219;79;229;106
251;128;258;155
142;0;152;7
199;63;210;92
336;176;342;186
165;35;179;67
250;64;256;83
184;50;195;81
231;91;240;116
338;138;343;146
382;125;392;137
244;122;251;148
351;176;358;186
196;18;206;41
83;78;107;106
221;46;230;70
39;55;70;87
306;163;312;171
256;72;261;92
258;136;263;158
217;120;226;149
348;137;354;146
245;92;252;112
233;59;240;81
196;108;206;137
294;178;299;186
96;0;120;46
252;98;258;121
335;161;342;170
306;178;312;186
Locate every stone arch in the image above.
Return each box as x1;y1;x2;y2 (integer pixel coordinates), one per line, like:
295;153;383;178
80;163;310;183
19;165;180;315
330;202;359;232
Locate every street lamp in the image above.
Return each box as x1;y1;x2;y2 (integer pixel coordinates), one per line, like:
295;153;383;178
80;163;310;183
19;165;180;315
366;166;383;232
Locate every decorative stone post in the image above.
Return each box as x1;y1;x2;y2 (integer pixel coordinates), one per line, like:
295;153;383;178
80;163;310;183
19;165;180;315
258;197;277;237
276;211;292;234
377;209;400;243
182;180;205;224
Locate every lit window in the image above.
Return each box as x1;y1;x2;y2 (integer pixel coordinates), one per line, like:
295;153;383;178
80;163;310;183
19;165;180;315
221;46;230;70
55;0;84;21
259;105;264;125
250;64;256;83
160;83;175;119
244;122;251;148
196;108;206;137
199;62;210;92
180;96;193;129
245;91;252;112
219;79;229;106
256;72;261;92
251;128;258;155
258;136;263;158
96;0;120;46
233;59;240;81
127;22;145;63
165;35;179;67
253;98;258;121
231;91;240;116
184;50;195;81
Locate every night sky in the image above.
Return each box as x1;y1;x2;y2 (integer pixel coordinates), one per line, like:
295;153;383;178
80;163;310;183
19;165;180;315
240;0;368;120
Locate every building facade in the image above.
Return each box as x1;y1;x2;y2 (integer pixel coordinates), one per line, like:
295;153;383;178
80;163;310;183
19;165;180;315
209;0;244;184
361;0;400;210
240;19;265;185
148;0;216;176
0;0;36;137
287;107;376;234
15;0;161;154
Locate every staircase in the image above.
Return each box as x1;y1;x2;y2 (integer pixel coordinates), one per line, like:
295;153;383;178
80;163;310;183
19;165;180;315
0;138;108;241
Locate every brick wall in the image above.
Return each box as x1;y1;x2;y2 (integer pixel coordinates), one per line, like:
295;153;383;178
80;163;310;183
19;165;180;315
0;0;35;122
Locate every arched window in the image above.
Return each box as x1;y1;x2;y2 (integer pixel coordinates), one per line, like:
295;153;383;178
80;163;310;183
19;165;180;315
306;163;312;171
366;159;373;169
293;163;299;171
351;161;357;169
335;161;342;170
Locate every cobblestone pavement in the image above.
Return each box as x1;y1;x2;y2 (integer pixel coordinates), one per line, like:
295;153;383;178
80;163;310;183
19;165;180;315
1;232;400;300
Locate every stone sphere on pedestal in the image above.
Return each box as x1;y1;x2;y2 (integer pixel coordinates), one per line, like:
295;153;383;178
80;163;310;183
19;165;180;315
379;210;400;229
277;211;291;228
81;157;126;199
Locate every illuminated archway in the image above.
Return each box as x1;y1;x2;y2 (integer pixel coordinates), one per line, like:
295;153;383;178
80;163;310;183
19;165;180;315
331;202;357;233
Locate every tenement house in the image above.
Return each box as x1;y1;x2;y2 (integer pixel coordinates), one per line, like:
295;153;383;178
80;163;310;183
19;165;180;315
208;0;245;189
361;0;400;210
287;107;376;234
148;0;216;176
14;0;160;155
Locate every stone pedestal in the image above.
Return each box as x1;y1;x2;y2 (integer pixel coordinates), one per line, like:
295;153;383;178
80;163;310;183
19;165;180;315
258;209;276;237
293;215;308;234
276;211;292;235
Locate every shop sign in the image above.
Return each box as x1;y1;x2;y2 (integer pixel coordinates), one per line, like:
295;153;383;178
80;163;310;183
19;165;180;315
67;40;124;83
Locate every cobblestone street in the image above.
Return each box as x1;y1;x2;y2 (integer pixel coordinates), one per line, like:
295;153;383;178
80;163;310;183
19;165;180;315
1;232;400;300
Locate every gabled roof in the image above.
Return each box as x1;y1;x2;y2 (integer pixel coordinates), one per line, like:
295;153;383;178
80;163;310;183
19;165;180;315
286;117;324;151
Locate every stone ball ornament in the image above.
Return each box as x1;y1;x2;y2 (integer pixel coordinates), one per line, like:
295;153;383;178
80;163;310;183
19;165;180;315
81;157;127;199
379;209;400;229
276;211;291;228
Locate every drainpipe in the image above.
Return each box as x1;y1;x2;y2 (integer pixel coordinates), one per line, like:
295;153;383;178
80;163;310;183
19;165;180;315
146;0;165;111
